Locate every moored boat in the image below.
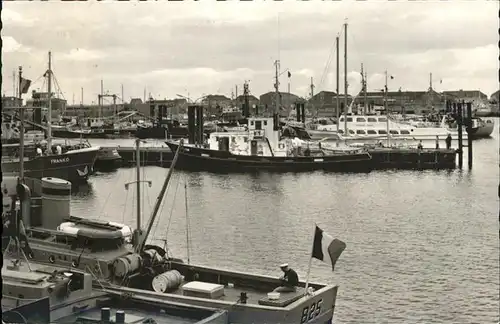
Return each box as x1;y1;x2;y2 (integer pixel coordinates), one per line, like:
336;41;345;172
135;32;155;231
166;116;373;173
3;139;343;323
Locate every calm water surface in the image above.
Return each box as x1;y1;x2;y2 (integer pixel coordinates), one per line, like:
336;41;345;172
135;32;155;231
71;121;499;324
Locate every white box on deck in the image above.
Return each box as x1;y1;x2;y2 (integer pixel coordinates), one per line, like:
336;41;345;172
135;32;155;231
182;281;225;299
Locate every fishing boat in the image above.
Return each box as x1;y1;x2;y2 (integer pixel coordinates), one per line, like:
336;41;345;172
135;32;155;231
1;53;100;184
3;137;343;323
2;216;226;324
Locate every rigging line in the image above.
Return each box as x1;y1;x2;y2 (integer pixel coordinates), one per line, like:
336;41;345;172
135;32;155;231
165;171;182;235
150;167;179;241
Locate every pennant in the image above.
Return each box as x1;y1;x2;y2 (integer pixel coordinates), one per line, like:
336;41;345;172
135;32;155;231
20;77;31;94
288;71;292;78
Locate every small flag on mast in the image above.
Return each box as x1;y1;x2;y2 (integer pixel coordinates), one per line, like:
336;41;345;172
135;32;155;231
390;75;394;80
288;71;292;78
20;77;31;94
312;225;346;271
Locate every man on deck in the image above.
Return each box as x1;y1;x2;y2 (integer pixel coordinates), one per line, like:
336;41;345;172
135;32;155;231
273;263;299;293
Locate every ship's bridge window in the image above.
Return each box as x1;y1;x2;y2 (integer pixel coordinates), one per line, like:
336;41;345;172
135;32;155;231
263;121;267;126
338;129;344;134
389;130;399;135
346;117;353;122
378;118;387;122
348;129;355;135
356;118;366;122
378;130;387;134
339;118;344;122
356;130;366;134
250;121;254;126
367;117;377;122
400;130;410;135
243;136;248;142
367;130;377;134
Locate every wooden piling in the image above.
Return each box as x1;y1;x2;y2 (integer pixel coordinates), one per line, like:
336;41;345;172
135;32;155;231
456;102;463;169
466;102;473;169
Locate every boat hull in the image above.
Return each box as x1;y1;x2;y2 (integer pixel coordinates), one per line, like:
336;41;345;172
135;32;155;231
1;147;100;183
166;141;373;173
469;121;494;139
52;129;108;139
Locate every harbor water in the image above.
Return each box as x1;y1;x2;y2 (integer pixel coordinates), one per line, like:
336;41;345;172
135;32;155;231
72;121;499;324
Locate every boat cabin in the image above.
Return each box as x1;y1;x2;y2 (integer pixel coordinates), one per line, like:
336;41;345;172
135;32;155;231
208;117;290;157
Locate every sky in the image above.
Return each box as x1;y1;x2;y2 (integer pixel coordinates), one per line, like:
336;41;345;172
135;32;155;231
2;1;498;105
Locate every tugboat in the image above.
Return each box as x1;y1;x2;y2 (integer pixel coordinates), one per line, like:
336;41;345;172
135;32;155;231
3;138;343;324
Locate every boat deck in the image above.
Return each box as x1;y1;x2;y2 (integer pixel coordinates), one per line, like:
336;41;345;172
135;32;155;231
167;283;306;307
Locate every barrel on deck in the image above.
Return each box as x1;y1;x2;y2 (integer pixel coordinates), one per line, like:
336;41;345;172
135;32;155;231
41;177;71;230
151;270;183;293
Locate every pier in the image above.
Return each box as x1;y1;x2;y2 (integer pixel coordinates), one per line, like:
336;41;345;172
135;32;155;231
99;146;457;170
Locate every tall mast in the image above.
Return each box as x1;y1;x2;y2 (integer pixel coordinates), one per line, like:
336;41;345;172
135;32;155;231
274;60;280;114
13;70;16;97
100;79;104;118
136;138;142;233
336;35;340;132
18;66;25;180
385;70;390;147
310;77;314;99
47;52;53;153
81;87;84;106
343;22;348;134
364;70;368;114
121;84;124;104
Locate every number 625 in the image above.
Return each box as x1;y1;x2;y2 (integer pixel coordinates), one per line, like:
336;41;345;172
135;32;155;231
300;299;323;323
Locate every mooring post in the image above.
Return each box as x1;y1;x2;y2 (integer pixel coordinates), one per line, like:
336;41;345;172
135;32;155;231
466;101;473;169
456;102;463;169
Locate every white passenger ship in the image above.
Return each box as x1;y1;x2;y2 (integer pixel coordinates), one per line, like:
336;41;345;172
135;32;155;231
308;114;468;141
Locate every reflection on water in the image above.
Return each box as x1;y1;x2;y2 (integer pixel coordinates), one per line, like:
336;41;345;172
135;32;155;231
70;121;499;324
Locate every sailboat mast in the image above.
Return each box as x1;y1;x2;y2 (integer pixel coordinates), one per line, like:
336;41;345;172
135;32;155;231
343;22;348;134
336;35;340;133
18;66;25;180
47;51;53;153
13;70;16;97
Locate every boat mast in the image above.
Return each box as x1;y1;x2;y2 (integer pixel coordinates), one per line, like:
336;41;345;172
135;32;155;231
135;139;184;254
47;51;53;153
343;22;348;134
136;139;142;232
335;35;340;133
384;70;390;146
274;60;280;115
361;63;367;115
18;66;25;180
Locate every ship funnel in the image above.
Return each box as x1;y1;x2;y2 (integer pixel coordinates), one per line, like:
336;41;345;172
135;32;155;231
41;177;71;229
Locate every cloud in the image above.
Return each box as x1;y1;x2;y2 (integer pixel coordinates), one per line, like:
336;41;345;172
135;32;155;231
1;8;36;27
2;36;31;53
59;48;107;62
1;1;497;100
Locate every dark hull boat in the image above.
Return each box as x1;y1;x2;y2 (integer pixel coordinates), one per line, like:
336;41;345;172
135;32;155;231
166;114;373;173
2;146;99;183
166;140;373;173
52;128;108;139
